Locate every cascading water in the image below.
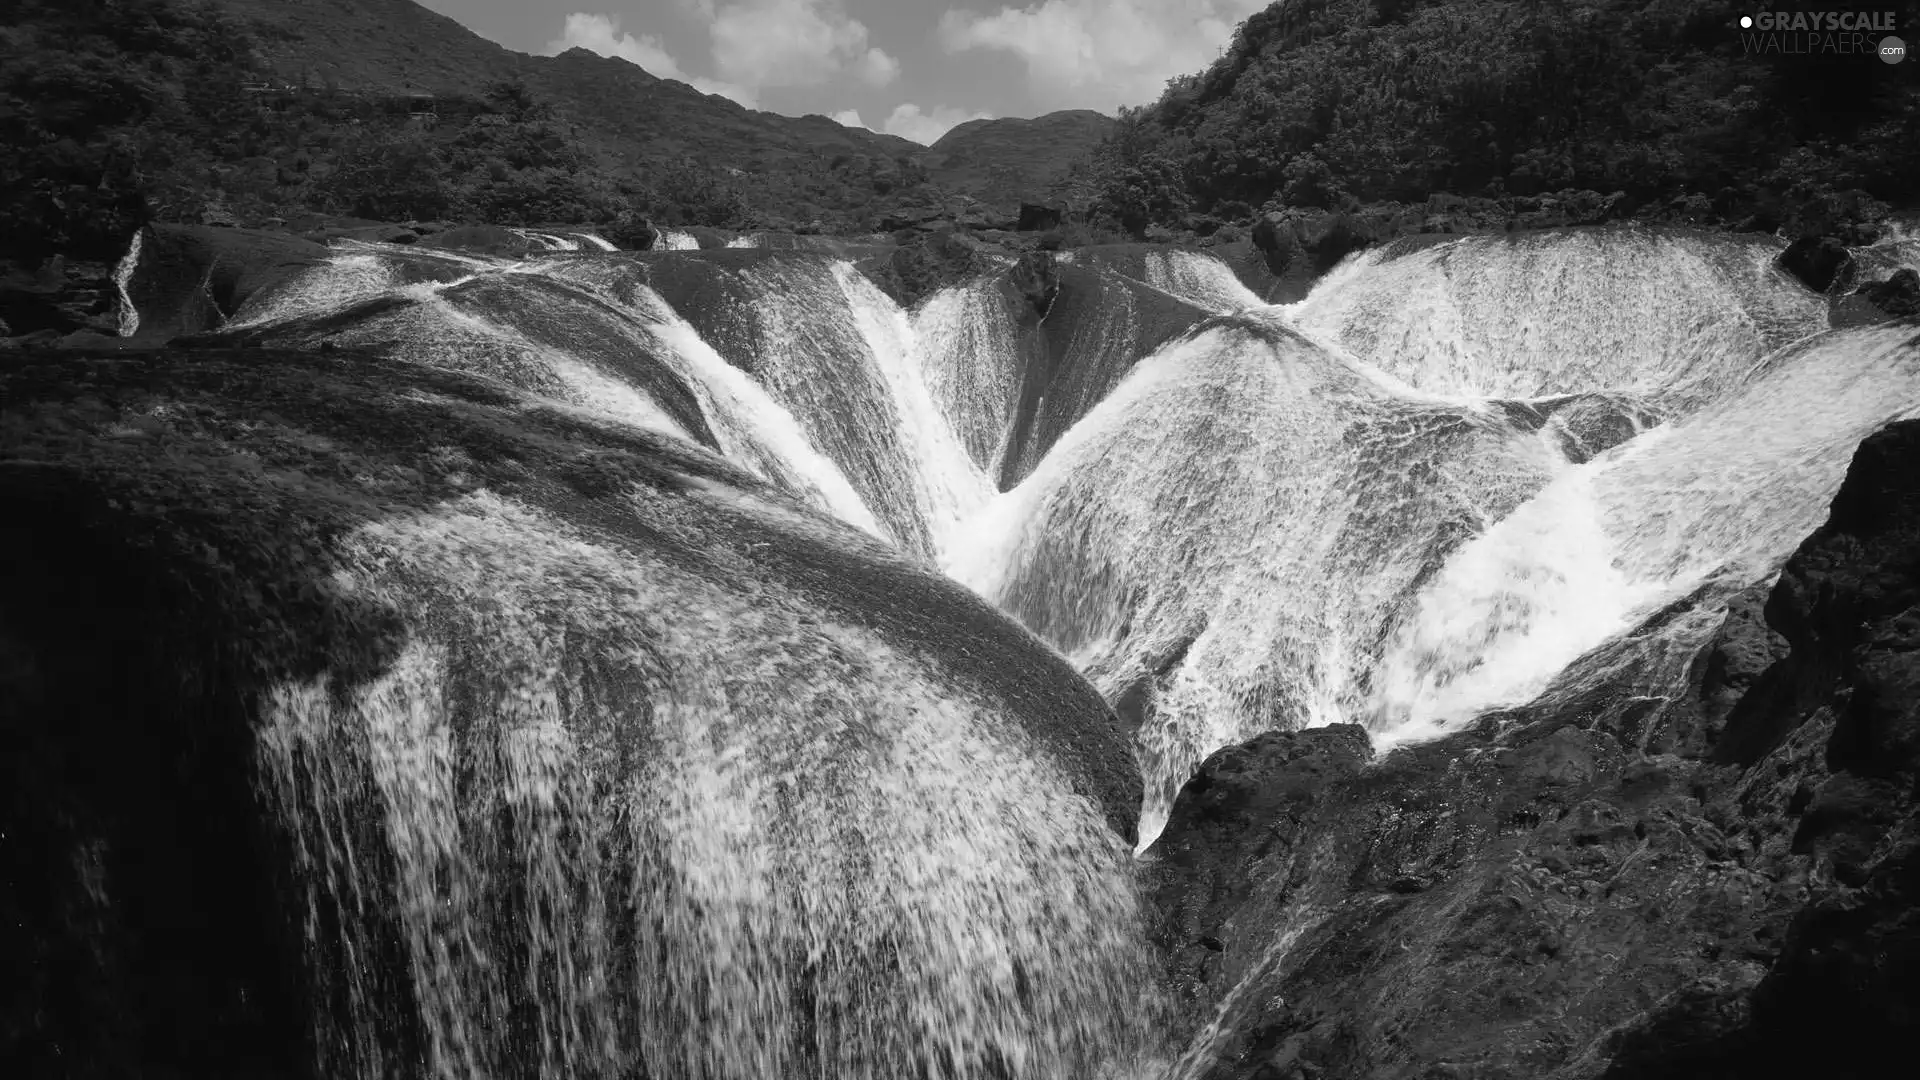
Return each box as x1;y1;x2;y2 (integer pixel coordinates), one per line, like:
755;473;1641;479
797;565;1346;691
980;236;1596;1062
112;227;144;337
1141;250;1264;315
251;482;1164;1080
949;313;1570;845
1367;320;1920;747
951;229;1916;847
656;229;701;251
136;224;1920;1074
912;278;1024;475
719;256;991;558
1288;229;1826;408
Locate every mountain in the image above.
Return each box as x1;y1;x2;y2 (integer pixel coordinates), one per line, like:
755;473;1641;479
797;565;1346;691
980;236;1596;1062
210;0;940;225
917;111;1117;205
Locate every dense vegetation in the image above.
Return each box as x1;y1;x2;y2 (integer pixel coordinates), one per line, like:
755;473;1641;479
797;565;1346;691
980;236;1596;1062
0;0;764;261
1070;0;1920;232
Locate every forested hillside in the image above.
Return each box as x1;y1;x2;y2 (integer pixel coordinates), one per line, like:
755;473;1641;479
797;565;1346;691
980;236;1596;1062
1073;0;1920;231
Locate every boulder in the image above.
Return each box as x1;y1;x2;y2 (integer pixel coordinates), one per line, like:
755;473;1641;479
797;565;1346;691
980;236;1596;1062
1778;235;1854;293
415;224;548;257
1857;267;1920;318
1009;250;1059;316
1017;202;1066;232
121;223;327;343
879;206;945;232
0;256;118;336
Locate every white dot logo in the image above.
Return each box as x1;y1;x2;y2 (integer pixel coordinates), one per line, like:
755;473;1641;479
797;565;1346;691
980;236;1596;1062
1740;15;1753;28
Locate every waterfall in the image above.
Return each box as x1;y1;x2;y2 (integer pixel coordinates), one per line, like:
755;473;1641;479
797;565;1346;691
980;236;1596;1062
950;313;1568;846
912;278;1024;475
39;223;1920;1078
721;256;991;559
509;228;582;251
1367;321;1920;747
1288;229;1826;408
250;483;1161;1080
112;227;143;337
1142;250;1264;314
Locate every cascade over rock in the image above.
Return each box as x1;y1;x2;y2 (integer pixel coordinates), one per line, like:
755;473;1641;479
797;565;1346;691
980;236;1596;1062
1;346;1157;1080
12;220;1920;1080
1147;414;1920;1080
111;223;327;343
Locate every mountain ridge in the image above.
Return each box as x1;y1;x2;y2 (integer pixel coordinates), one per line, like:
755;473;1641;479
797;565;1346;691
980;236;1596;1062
209;0;1096;221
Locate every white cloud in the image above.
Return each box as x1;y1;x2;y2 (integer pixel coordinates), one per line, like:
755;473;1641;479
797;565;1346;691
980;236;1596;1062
710;0;883;89
548;13;757;107
831;108;870;129
855;47;902;87
881;103;993;145
938;0;1266;111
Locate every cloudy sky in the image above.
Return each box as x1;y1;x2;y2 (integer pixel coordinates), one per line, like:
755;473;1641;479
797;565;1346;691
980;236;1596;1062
412;0;1268;143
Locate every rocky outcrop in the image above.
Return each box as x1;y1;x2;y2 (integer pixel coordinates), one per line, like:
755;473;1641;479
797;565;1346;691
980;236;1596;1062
1777;235;1854;294
1009;250;1059;317
1856;267;1920;318
121;224;328;343
1018;201;1066;232
414;224;550;257
1150;418;1920;1079
0;256;119;338
856;227;999;309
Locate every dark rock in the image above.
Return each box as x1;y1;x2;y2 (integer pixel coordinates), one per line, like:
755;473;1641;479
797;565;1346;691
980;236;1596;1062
1018;202;1066;232
1009;251;1059;317
415;224;548;257
121;224;327;344
0;256;119;336
1250;212;1305;277
1149;421;1920;1080
879;206;946;232
1777;235;1854;294
1855;267;1920;318
602;215;660;251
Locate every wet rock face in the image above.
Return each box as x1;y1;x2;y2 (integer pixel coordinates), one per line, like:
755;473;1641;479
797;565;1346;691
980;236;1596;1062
122;224;327;343
1150;419;1920;1080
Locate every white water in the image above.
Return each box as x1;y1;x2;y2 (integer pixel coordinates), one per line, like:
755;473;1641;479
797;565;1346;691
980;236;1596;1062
111;228;144;337
1369;321;1920;747
151;227;1920;1075
729;257;991;558
949;314;1568;845
256;490;1161;1080
1288;229;1825;408
657;229;701;251
952;230;1916;847
912;279;1024;474
1143;250;1265;314
509;228;581;251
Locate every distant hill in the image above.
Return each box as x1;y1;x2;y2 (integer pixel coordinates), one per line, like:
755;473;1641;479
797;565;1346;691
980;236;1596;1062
916;111;1116;207
211;0;944;227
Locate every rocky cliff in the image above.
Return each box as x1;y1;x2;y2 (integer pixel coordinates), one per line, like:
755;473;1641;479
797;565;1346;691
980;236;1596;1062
1149;411;1920;1079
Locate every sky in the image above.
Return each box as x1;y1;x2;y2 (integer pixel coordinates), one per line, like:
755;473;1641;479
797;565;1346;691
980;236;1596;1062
412;0;1270;144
